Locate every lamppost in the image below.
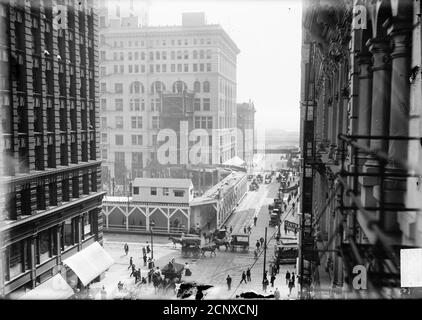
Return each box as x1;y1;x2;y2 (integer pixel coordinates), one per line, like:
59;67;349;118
150;220;155;260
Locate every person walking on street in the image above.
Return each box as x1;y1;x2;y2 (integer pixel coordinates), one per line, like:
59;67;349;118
146;242;151;254
271;274;276;287
256;240;261;252
246;268;251;282
240;271;247;284
247;225;252;234
291;272;296;285
254;249;258;260
135;268;141;284
128;257;133;270
243;226;247;234
274;288;281;300
253;216;257;226
130;263;136;277
142;246;146;256
285;270;291;285
288;278;295;296
262;278;269;293
259;237;264;248
143;254;147;267
226;275;232;290
230;225;233;234
124;243;129;255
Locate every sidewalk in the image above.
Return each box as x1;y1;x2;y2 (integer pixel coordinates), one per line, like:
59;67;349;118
226;180;299;299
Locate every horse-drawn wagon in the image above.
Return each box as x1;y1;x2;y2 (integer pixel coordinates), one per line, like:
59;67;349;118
229;234;250;252
180;236;201;258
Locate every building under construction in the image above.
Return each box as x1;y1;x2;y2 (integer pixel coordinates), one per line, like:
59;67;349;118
299;0;422;298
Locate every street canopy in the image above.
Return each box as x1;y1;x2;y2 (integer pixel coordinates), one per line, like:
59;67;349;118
19;273;74;300
62;241;114;286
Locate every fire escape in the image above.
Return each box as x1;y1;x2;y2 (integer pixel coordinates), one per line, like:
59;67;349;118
299;41;318;298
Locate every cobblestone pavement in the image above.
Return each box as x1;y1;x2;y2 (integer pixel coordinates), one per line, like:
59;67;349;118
90;172;300;300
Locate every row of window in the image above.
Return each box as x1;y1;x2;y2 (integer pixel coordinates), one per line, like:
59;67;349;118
101;62;213;76
106;38;212;48
101;150;146;164
3;212;93;283
104;49;212;61
100;80;211;95
132;186;185;197
194;116;214;129
101;116;160;130
100;97;211;112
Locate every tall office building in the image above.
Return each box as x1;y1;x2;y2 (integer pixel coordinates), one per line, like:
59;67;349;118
98;11;240;189
0;0;105;297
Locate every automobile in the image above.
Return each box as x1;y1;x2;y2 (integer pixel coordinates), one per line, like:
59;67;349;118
265;176;272;184
249;182;259;191
269;213;279;226
247;175;254;181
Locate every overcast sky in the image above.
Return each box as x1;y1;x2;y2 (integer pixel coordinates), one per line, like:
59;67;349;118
136;0;302;132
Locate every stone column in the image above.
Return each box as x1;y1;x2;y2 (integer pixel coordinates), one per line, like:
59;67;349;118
323;78;331;145
332;182;343;291
77;215;82;250
329;70;338;160
335;60;348;163
356;52;373;147
381;15;413;232
335;61;345;142
361;38;392;209
30;235;37;288
330;70;339;149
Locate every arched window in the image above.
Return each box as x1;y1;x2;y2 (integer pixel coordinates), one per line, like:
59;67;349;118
194;81;201;93
151;81;166;94
203;81;210;93
130;81;144;94
193;50;198;59
172;81;187;93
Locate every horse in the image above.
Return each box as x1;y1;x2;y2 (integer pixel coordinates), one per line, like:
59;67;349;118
213;238;231;251
169;236;183;248
203;232;214;244
200;244;218;257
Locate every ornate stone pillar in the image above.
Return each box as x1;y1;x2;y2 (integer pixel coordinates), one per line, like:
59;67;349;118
335;60;350;163
356;52;373;147
361;37;392;209
329;70;339;158
381;14;413;232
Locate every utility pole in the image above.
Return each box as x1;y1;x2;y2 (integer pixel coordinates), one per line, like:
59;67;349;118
262;227;267;286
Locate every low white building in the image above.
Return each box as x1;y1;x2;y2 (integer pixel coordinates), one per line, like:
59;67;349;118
132;178;193;203
102;178;193;234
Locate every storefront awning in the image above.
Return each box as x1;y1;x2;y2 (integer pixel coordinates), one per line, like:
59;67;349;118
63;241;114;286
20;274;74;300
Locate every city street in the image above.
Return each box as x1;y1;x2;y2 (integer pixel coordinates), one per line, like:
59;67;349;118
91;154;300;300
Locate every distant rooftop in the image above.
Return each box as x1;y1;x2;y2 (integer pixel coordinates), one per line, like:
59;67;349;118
191;171;246;206
132;178;193;189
